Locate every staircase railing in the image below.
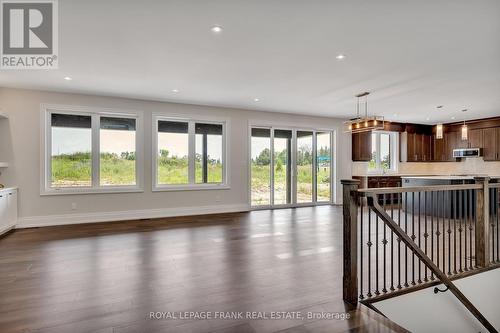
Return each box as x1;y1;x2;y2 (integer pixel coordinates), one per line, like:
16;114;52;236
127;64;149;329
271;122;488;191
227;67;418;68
342;177;500;332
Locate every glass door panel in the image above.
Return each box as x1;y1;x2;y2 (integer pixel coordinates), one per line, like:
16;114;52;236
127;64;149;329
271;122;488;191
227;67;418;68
273;129;292;205
296;131;313;203
251;128;271;206
316;132;331;202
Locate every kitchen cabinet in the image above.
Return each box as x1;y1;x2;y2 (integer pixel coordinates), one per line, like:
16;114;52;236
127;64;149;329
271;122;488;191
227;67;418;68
483;127;500;161
352;131;372;161
0;188;17;235
444;131;459;161
466;128;483;148
400;132;433;162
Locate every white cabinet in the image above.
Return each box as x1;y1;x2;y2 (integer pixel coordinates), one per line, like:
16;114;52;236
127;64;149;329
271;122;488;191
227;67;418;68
0;188;17;235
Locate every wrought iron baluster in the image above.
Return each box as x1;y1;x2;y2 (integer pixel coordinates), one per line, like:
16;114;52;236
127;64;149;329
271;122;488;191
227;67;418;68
431;191;435;280
448;190;453;275
464;189;468;272
375;194;380;296
459;189;463;273
469;189;474;270
424;191;429;282
418;191;422;283
404;192;409;288
367;205;372;297
390;192;395;291
360;198;364;299
382;194;388;293
411;192;416;285
436;191;441;273
441;191;450;272
397;192;402;289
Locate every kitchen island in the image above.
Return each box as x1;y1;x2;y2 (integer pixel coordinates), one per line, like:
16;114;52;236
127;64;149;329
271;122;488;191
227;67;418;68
401;175;499;218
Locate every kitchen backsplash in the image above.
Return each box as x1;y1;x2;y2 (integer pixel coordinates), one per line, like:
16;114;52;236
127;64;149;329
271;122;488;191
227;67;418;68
352;159;500;176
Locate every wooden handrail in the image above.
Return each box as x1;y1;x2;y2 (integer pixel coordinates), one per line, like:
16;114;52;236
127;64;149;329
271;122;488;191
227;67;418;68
358;183;482;194
366;193;498;333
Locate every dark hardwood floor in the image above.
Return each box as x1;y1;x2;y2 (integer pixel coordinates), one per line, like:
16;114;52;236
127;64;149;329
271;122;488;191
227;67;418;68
0;206;407;333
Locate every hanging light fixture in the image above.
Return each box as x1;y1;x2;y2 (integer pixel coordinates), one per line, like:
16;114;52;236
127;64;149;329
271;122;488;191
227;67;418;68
461;109;468;141
436;124;444;139
344;92;384;133
435;106;444;139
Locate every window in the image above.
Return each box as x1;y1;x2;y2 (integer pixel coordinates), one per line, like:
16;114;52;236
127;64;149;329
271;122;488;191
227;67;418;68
153;116;227;190
195;123;223;184
157;121;189;185
369;131;398;173
250;126;334;208
100;117;137;186
42;106;143;194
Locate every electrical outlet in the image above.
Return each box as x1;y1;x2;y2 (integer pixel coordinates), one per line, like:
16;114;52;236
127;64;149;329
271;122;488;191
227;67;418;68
71;202;77;210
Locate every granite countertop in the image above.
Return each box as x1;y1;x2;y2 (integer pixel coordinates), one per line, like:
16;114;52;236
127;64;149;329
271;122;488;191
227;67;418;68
400;175;500;180
0;187;18;191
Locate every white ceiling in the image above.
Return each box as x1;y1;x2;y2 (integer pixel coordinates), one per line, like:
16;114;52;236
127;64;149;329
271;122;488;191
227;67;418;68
1;0;500;124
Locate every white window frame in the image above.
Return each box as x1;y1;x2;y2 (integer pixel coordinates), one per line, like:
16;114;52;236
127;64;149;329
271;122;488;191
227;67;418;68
368;131;399;175
152;114;229;192
40;104;144;195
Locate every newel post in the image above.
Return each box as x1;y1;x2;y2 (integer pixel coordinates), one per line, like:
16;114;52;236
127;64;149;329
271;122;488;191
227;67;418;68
341;179;360;305
474;176;490;267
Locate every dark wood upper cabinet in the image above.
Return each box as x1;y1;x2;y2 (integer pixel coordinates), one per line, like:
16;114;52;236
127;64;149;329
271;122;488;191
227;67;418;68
444;131;459;161
467;128;483;148
401;132;433;162
483;127;500;161
433;134;448;161
352;132;372;161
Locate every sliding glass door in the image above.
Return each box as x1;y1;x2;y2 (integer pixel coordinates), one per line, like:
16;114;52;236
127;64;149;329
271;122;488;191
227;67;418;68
296;131;314;204
273;129;292;205
250;127;333;208
316;132;331;202
250;128;271;206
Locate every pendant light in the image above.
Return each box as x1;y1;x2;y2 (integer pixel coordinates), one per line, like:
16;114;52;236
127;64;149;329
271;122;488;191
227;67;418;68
435;106;444;139
461;109;468;141
343;92;384;133
436;124;444;139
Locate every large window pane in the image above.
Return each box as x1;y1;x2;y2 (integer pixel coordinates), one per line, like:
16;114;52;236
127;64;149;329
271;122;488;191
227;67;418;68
251;128;271;206
100;117;136;186
297;131;313;203
316;132;331;202
51;113;92;187
380;133;391;171
369;132;377;170
157;121;189;185
273;129;292;205
195;123;223;184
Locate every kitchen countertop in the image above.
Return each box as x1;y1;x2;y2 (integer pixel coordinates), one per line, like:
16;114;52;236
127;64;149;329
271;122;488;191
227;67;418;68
0;187;18;191
400;175;500;180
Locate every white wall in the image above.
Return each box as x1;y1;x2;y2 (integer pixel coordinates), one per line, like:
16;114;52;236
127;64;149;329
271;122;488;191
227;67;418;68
0;88;351;227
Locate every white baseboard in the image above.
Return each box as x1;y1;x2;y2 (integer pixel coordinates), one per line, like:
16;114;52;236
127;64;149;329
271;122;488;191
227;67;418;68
17;203;250;229
0;224;15;236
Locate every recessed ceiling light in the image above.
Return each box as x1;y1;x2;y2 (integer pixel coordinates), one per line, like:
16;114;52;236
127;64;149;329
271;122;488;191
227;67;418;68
64;76;72;81
426;117;430;121
393;113;398;117
336;54;346;60
172;89;179;93
451;116;456;120
211;26;223;33
254;98;260;102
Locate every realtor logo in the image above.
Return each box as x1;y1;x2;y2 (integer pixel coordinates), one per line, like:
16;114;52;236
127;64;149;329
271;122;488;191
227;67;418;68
1;0;58;69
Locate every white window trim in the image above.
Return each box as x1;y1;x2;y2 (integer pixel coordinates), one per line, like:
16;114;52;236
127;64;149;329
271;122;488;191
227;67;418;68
40;104;144;195
152;114;230;192
367;131;399;175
